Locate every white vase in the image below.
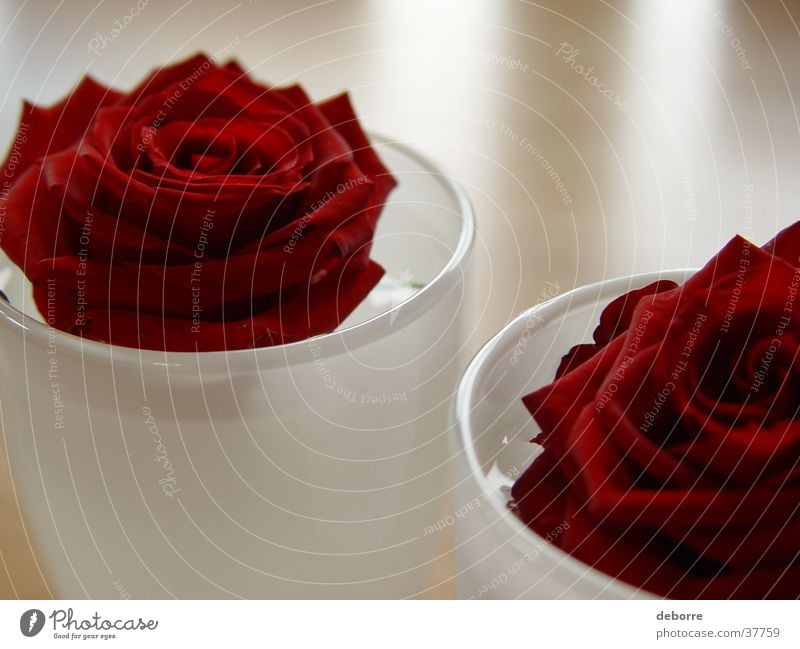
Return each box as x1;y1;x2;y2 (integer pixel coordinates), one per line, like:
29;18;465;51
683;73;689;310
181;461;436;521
451;270;695;599
0;139;474;598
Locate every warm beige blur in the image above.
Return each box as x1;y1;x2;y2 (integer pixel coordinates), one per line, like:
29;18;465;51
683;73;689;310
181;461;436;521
1;0;799;598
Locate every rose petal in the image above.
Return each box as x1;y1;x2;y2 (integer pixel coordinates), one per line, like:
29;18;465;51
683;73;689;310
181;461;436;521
1;76;123;181
70;256;384;351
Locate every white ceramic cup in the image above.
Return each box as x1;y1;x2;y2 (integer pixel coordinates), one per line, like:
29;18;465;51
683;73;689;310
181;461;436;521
0;139;474;598
451;270;695;599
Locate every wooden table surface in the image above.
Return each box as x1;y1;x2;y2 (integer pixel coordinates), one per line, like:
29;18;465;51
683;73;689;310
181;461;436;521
1;0;799;598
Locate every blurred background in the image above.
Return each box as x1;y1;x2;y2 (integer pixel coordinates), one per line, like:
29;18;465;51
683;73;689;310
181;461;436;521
1;0;799;597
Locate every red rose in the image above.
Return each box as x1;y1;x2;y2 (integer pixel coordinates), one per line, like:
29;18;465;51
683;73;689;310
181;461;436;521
512;221;800;598
0;54;395;351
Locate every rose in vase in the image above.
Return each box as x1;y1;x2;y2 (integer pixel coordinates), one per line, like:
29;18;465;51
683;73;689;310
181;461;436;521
512;222;800;598
0;54;395;351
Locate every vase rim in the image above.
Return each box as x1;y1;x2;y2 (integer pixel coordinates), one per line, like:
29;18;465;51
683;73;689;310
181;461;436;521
0;137;475;370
